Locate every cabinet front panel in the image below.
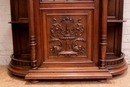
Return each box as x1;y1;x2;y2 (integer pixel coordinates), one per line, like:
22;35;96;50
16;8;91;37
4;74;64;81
35;1;99;66
41;10;93;63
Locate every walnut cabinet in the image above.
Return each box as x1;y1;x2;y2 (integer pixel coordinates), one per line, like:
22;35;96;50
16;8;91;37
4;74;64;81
8;0;128;80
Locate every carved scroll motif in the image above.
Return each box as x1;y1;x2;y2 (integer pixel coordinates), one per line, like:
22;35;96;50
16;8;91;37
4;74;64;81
49;16;86;57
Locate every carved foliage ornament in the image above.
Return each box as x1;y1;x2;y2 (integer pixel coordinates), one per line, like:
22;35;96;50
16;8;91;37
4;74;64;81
49;16;86;57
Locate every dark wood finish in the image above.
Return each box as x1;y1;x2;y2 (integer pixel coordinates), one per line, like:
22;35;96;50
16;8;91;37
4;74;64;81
100;0;108;69
8;0;128;80
28;0;37;69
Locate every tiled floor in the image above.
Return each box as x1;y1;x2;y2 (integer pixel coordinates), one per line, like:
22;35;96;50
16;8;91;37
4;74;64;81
0;65;130;87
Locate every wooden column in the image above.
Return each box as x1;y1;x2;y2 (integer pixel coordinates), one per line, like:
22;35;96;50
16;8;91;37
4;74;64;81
28;0;37;69
100;0;108;69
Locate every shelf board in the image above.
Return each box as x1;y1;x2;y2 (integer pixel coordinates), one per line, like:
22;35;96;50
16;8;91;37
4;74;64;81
9;21;29;24
107;20;126;23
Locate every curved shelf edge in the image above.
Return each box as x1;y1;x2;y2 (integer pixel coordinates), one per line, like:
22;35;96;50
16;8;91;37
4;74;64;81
106;53;128;76
8;54;128;77
8;55;31;77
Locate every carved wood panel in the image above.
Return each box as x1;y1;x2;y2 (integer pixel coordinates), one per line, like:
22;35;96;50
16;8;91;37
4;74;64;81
40;10;95;63
49;16;86;57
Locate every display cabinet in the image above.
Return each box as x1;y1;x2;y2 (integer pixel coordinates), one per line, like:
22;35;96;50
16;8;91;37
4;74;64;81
8;0;128;80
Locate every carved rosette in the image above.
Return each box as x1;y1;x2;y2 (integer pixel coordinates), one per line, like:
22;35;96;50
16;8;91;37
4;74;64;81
49;16;86;57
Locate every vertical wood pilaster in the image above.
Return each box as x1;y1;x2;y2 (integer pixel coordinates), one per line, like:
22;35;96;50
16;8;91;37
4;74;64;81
100;0;108;69
28;0;37;69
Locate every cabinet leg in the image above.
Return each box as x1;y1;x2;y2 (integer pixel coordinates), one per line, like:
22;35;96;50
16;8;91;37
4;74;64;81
98;79;107;83
30;79;39;84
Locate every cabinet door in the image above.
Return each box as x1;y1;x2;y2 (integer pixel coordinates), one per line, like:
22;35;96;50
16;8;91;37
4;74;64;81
36;1;99;67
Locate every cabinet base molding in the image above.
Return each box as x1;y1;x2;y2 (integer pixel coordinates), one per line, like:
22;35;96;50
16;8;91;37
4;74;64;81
8;55;31;76
106;53;128;75
8;53;128;78
25;67;112;80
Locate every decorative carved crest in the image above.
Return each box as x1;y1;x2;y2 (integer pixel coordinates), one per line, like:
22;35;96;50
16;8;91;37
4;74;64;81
49;16;86;57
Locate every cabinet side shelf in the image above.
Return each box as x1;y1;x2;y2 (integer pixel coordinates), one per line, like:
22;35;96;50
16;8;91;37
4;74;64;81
107;20;126;23
9;21;29;24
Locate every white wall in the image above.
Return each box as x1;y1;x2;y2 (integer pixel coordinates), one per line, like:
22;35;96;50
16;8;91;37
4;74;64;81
123;0;130;64
0;0;12;65
0;0;130;65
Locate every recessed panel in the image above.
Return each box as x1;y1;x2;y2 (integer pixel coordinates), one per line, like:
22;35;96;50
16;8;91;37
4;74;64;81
107;24;115;54
107;0;119;19
18;0;28;21
41;10;93;62
106;23;122;57
48;15;87;58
